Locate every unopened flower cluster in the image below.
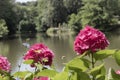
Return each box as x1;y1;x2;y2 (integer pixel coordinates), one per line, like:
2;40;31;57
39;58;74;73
24;43;54;67
74;25;109;55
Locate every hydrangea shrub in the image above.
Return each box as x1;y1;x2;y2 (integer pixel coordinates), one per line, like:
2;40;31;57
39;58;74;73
0;25;120;80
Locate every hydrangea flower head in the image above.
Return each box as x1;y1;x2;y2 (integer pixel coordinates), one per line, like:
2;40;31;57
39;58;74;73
116;70;120;75
74;25;109;55
24;43;54;67
0;55;11;72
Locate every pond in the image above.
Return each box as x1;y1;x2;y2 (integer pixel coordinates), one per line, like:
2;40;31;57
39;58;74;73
0;29;120;73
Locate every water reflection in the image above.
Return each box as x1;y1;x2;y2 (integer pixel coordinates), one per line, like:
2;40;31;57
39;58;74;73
107;33;120;49
0;30;120;73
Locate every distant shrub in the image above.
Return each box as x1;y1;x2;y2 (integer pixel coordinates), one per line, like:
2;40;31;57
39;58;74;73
0;19;8;37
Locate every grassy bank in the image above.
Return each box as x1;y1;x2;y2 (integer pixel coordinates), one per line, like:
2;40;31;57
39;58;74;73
46;27;75;37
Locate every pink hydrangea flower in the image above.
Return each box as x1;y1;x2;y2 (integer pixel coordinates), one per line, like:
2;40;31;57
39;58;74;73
0;55;11;72
24;43;54;67
33;77;50;80
74;25;109;55
116;70;120;75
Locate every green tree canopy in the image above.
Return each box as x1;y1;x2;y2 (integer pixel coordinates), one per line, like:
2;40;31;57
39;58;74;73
0;0;17;34
15;1;38;33
64;0;82;14
80;0;118;30
68;0;119;32
36;0;67;32
0;19;8;37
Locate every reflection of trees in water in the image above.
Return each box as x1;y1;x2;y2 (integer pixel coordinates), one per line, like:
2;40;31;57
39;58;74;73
0;31;120;72
108;35;120;49
104;28;120;49
20;33;36;39
0;35;28;73
0;41;9;56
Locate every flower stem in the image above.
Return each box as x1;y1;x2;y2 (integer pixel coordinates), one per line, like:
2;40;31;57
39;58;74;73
91;53;94;68
91;53;95;80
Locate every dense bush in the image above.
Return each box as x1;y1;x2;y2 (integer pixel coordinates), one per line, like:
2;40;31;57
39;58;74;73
19;20;36;33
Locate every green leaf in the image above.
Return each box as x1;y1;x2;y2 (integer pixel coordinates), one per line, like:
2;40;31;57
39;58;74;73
0;75;14;80
53;72;69;80
0;71;15;80
24;73;33;80
64;57;90;72
2;76;10;80
13;71;31;79
0;69;9;76
96;74;105;80
0;76;4;80
36;69;58;78
78;71;91;80
111;69;120;80
93;50;116;60
23;59;34;64
114;50;120;66
89;64;106;77
69;70;91;80
35;63;43;71
69;72;77;80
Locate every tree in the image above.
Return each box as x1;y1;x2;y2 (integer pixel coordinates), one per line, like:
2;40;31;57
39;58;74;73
79;0;118;30
0;0;17;34
36;0;67;32
0;19;8;37
15;1;38;33
51;0;67;27
68;0;119;32
106;0;119;15
64;0;82;14
68;13;82;32
36;0;51;32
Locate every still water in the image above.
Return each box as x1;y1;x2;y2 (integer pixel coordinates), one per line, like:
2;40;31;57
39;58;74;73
0;30;120;73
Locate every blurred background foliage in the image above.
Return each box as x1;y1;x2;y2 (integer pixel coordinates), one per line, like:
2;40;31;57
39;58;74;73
0;0;120;37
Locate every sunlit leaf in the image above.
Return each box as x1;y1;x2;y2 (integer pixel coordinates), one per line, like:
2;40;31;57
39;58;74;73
23;59;34;64
35;63;43;71
93;49;116;60
24;73;33;80
2;76;11;80
13;71;31;79
114;50;120;66
69;72;77;80
36;69;58;78
96;74;105;80
64;57;90;72
53;71;69;80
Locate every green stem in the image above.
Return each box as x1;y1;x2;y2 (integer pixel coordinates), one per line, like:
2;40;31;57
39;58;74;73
91;53;95;68
91;53;95;80
35;67;37;72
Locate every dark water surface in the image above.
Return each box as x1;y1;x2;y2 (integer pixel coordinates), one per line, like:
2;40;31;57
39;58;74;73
0;30;120;73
